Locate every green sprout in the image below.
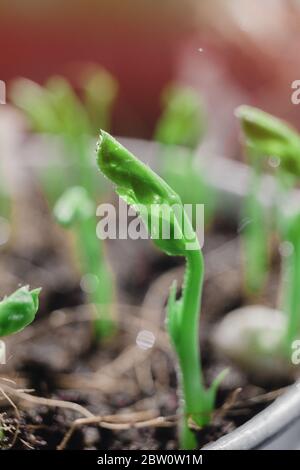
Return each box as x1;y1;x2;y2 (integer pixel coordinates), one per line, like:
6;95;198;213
11;72;117;339
236;105;300;354
0;286;40;337
236;106;272;294
236;105;300;178
80;65;118;134
281;211;300;351
96;130;226;449
242;158;270;295
10;69;117;204
155;85;215;226
155;85;205;149
54;186;114;339
0;286;40;444
10;76;92;204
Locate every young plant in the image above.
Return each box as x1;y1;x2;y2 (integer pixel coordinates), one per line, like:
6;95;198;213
236;105;300;353
281;211;300;351
10;76;92;204
95;130;226;449
10;69;118;204
80;65;118;134
11;73;117;339
155;85;215;225
236;105;300;177
0;286;40;444
0;286;40;337
236;106;272;294
54;186;114;338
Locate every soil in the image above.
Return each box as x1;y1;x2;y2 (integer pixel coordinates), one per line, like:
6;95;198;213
0;194;295;450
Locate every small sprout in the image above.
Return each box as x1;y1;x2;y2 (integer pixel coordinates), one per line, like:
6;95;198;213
10;78;59;134
0;286;40;337
155;84;215;226
242;171;269;294
54;186;94;228
236;106;274;294
80;65;118;133
96;130;226;449
10;77;89;137
10;77;92;205
11;75;116;340
236;105;300;177
10;71;117;203
237;105;300;362
45;76;90;137
155;85;205;149
280;211;300;351
54;186;115;339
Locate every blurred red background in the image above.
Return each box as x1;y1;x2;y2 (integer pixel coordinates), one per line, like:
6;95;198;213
1;0;300;152
0;1;197;138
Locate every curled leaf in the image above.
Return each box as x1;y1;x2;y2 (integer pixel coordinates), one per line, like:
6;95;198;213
96;130;198;256
236;105;300;175
0;286;41;337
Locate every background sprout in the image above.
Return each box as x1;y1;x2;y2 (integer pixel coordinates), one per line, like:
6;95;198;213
80;65;118;134
0;286;40;337
10;70;118;205
54;186;114;339
236;105;300;178
11;76;93;203
241;160;270;295
155;84;215;226
236;106;273;294
0;285;40;444
96;130;226;449
155;85;205;149
11;74;117;340
280;210;300;352
237;105;300;358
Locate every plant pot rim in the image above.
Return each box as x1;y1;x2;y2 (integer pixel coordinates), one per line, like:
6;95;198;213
204;382;300;450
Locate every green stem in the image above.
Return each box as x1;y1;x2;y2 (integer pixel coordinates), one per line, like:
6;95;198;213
77;215;114;338
284;229;300;351
176;248;206;448
243;164;268;294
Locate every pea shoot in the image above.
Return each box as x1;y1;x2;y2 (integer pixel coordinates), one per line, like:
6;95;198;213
96;130;226;449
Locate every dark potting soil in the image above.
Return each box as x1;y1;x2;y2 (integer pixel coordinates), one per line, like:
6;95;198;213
0;215;295;450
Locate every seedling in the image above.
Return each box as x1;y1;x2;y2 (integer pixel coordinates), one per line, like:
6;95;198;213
281;211;300;350
11;73;117;339
10;69;117;204
237;105;300;354
10;76;92;204
236;106;272;294
236;106;300;178
0;286;40;337
155;85;215;225
96;130;226;449
54;186;114;338
0;286;40;444
80;65;118;134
